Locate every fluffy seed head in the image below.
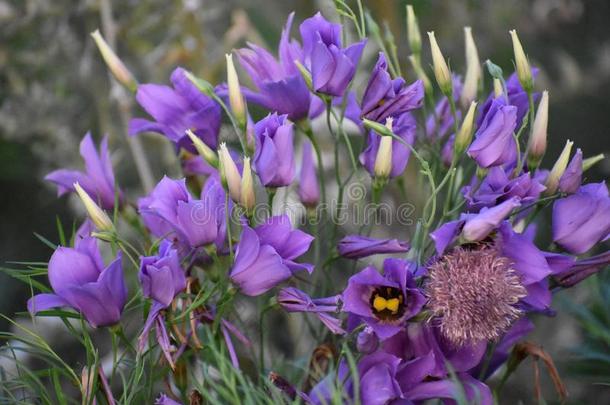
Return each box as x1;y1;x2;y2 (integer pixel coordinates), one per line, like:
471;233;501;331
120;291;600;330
426;246;526;346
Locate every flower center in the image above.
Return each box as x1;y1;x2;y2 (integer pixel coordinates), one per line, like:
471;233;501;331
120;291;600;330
370;286;405;321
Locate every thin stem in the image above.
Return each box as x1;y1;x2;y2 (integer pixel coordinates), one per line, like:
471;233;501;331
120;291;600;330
225;193;234;261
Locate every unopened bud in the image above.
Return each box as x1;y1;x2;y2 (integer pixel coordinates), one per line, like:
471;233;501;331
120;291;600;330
406;5;421;55
186;129;218;168
363;118;394;138
374;118;394;179
582;153;605;172
454;101;477;155
428;32;453;96
226;53;247;128
527;90;549;169
493;79;503;98
91;30;137;93
74;183;114;232
460;27;481;108
408;55;432;95
545;139;573;195
509;30;533;91
218;143;242;202
240;157;255;211
294;60;313;91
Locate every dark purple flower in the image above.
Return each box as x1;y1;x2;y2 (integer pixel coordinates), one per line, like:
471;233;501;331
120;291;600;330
361;53;424;123
129;67;221;150
253;113;296;187
552;182;610;254
139;240;186;307
356;326;379;354
337;235;410;259
236;13;315;121
46;132;121;210
277;287;344;334
298;139;319;207
342;258;425;340
556;250;610;287
27;226;127;328
230;215;313;296
558;148;582;194
462;167;546;212
299;12;366;97
468;97;518;168
360;113;417;178
425;76;463;140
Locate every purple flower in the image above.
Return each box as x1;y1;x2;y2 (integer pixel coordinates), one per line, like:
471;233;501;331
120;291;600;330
253;113;296;187
426;76;463;139
139;240;186;307
230;215;313;296
361;53;424;123
299;12;366;97
155;394;183;405
342;258;425;340
129;67;221;150
277;287;344;334
558;148;582;194
236;13;314;121
337;235;410;259
468;97;518;168
556;251;610;287
552;182;610;254
298;139;320;207
138;176;191;239
360;113;417;178
463;167;546;212
46;132;121;210
27;225;127;328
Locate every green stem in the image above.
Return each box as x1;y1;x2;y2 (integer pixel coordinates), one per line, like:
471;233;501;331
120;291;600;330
225;193;234;261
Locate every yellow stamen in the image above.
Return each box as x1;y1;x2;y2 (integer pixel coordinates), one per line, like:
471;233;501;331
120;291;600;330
373;296;388;312
385;298;400;313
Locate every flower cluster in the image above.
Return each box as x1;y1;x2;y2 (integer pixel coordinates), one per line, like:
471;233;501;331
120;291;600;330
16;3;609;405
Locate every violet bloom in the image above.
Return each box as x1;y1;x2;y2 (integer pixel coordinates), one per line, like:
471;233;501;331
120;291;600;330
277;287;344;334
237;13;314;121
361;53;424;123
467;97;518;168
298;139;319;207
552;182;610;254
253;113;296;187
46;132;121;210
230;215;313;296
425;76;463;140
558;148;582;194
27;227;127;328
299;12;366;97
338;235;410;259
342;258;425;340
129;67;221;150
139;240;186;308
360;113;417;179
556;251;610;287
462;167;546;212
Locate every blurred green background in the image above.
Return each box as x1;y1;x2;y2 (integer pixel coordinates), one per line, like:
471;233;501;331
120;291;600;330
1;0;609;403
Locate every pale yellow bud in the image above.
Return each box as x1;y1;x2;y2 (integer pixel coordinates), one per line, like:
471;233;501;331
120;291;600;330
406;5;422;55
73;183;114;232
509;30;533;91
226;53;247;127
240;157;255;211
374;118;394;179
583;153;605;172
545;140;573;195
186;129;218;168
408;55;432;95
527;90;549;168
493;79;503;98
91;30;137;93
428;32;453;96
455;101;477;155
460;27;481;108
218;143;242;202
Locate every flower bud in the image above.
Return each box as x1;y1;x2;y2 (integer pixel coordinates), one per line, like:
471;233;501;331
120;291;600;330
406;5;422;55
454;101;477;156
527;90;549;169
545;139;573;195
582;153;605;172
374;118;394;179
186;129;218;168
240;157;256;211
226;53;247;128
460;27;481;108
428;32;453;96
509;30;533;91
363;118;394;138
91;30;137;93
408;54;433;95
218;143;242;202
294;60;313;91
493;78;503;97
74;182;114;232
